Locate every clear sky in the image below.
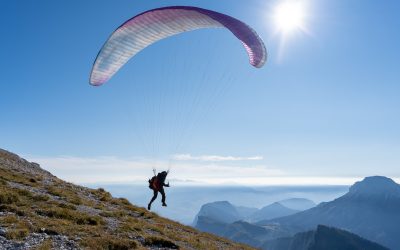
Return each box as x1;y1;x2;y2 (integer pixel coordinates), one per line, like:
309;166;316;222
1;0;400;185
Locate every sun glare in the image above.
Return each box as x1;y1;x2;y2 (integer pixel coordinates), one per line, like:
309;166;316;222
274;1;306;33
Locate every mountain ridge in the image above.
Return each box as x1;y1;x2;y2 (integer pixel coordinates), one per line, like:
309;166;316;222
194;198;314;225
248;202;299;222
348;176;400;198
260;176;400;249
0;148;254;249
262;225;389;250
277;198;315;211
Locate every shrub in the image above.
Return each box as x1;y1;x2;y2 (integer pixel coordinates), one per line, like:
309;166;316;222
58;202;76;210
76;216;103;226
82;236;138;250
46;186;62;197
5;228;29;240
100;194;112;202
0;192;19;204
32;194;50;202
0;215;18;224
69;196;82;205
36;208;74;220
18;189;33;197
0;204;26;216
36;239;53;250
36;208;104;226
144;236;179;249
118;198;131;206
99;211;113;217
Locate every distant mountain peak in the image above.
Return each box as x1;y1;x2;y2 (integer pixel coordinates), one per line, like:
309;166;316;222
278;198;316;211
348;176;400;197
210;201;231;206
194;200;242;225
248;202;299;223
268;202;286;208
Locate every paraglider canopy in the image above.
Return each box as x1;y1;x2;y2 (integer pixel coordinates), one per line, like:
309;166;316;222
90;6;267;86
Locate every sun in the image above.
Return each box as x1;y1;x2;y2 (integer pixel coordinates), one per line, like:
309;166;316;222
274;1;306;34
270;0;310;60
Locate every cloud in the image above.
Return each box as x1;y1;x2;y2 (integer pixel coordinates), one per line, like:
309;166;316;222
172;154;263;162
27;155;281;185
26;155;390;186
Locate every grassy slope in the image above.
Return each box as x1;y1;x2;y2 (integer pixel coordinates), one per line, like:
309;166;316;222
0;149;254;250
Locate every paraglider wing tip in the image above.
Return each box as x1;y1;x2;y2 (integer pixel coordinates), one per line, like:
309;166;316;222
251;45;267;69
89;76;107;86
253;59;266;68
255;57;267;68
246;31;267;69
89;81;102;87
90;62;110;86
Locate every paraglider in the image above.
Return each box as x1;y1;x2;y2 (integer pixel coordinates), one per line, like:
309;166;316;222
148;170;170;210
89;6;267;210
89;6;267;85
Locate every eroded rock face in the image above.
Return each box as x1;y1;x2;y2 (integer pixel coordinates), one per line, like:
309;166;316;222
0;229;79;250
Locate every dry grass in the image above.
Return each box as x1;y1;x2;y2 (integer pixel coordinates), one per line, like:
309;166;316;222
34;239;53;250
0;167;40;187
81;235;138;250
0;159;255;250
0;191;19;204
0;216;31;241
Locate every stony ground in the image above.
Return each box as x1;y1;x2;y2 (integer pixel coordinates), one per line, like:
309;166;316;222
0;148;255;250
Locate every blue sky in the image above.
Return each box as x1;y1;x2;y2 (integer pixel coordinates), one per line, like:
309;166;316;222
1;0;400;185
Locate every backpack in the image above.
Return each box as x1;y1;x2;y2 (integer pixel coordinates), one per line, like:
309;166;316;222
157;172;167;184
148;176;158;190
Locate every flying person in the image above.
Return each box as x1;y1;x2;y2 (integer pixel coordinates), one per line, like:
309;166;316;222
148;171;170;210
89;7;267;205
